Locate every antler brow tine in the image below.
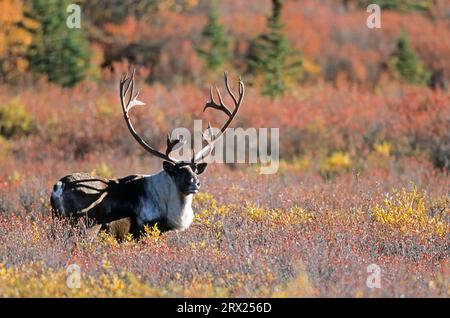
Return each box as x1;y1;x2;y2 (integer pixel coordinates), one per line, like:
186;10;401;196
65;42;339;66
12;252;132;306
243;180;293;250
119;69;179;163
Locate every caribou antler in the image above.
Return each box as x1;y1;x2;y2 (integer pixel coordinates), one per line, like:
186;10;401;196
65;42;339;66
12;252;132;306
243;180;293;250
119;70;181;163
194;72;245;162
120;70;244;164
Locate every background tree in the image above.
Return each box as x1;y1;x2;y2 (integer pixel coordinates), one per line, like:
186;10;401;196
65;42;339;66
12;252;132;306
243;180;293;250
26;0;90;87
196;0;231;71
247;0;302;97
390;30;430;85
0;0;38;84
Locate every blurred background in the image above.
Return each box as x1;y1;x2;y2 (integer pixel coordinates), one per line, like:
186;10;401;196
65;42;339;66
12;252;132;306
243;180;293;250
1;0;449;89
0;0;449;179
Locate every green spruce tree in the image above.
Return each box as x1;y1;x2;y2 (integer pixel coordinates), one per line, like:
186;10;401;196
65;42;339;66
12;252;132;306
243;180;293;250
247;0;302;97
390;30;430;85
27;0;89;87
197;0;231;71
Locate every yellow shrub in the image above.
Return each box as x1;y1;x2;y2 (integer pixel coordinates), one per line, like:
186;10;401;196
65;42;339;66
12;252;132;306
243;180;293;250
96;97;114;117
368;141;392;169
273;262;318;297
0;98;35;137
0;135;11;160
193;192;218;210
193;192;229;227
320;151;351;177
91;162;114;179
245;202;270;222
0;259;242;297
44;115;62;142
98;230;119;248
245;203;315;226
374;141;391;157
9;170;20;182
302;58;321;76
0;262;165;297
143;223;161;241
288;206;316;224
371;185;449;238
278;156;310;174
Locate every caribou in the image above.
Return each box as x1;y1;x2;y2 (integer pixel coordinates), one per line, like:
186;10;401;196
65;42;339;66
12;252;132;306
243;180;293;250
50;71;244;239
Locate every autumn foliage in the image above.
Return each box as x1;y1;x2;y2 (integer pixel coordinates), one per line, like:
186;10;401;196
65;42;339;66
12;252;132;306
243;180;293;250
0;0;449;298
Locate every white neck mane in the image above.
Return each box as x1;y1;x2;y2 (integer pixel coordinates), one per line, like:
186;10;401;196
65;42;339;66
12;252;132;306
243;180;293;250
136;170;194;230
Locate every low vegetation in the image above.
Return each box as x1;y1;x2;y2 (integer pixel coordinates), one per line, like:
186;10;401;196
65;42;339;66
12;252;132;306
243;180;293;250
0;0;448;298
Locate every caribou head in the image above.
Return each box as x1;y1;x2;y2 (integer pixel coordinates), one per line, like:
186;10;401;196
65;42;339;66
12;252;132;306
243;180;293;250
119;70;244;195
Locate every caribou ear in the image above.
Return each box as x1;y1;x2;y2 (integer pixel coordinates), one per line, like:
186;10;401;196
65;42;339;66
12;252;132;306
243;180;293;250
196;163;208;175
163;161;175;174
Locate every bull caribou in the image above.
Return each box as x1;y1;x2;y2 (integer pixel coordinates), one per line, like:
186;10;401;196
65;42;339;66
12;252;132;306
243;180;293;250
50;71;244;239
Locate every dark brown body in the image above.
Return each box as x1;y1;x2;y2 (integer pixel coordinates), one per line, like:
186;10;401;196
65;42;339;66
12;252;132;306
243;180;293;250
101;217;135;241
50;173;157;240
50;170;195;240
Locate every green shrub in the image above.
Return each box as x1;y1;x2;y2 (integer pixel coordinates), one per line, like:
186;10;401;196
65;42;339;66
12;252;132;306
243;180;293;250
196;0;231;71
26;0;90;87
390;31;430;85
247;0;302;97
